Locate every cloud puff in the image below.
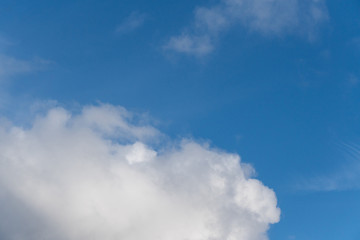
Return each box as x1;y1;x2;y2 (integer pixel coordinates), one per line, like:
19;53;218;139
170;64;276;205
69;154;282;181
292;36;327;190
165;0;328;56
0;104;280;240
116;12;147;34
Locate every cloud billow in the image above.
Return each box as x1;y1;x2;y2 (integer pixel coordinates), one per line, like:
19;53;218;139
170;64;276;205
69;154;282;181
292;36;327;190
0;104;280;240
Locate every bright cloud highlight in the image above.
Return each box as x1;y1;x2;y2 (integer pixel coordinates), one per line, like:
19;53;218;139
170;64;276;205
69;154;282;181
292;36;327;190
0;104;280;240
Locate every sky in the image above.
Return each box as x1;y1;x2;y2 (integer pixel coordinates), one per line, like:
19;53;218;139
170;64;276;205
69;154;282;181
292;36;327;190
0;0;360;239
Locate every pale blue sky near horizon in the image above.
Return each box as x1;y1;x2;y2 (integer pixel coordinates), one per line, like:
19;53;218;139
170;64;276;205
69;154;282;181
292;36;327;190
1;0;360;239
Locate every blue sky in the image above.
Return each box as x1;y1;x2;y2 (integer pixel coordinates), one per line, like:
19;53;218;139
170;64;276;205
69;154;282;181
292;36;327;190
0;0;360;239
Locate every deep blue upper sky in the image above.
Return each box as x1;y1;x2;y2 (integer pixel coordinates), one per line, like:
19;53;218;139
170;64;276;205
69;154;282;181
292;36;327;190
1;0;360;239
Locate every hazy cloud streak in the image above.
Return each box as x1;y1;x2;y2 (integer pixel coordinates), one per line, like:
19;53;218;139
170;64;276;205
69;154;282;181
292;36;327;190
297;143;360;192
116;12;147;34
165;0;328;56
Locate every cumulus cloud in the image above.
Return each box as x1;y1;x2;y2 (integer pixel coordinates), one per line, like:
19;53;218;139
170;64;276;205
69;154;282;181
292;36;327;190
165;0;328;56
116;12;146;34
0;103;280;240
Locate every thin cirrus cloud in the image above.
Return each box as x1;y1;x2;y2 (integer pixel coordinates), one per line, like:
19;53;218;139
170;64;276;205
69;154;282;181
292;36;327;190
297;143;360;192
0;38;51;110
0;103;280;240
0;55;50;79
0;37;51;81
116;12;147;34
164;0;329;56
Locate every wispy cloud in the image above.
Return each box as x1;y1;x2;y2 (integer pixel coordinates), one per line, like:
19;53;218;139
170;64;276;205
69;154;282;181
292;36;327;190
349;36;360;50
0;36;52;113
0;36;51;81
297;143;360;192
348;74;359;87
0;103;280;240
116;11;147;34
164;0;329;56
165;35;214;56
0;55;50;79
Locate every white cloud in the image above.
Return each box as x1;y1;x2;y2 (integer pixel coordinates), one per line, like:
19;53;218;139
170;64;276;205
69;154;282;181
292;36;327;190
0;103;280;240
165;0;328;56
116;12;146;34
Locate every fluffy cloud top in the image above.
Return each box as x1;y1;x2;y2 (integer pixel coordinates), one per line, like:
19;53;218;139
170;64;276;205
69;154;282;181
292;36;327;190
165;0;328;56
0;104;280;240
